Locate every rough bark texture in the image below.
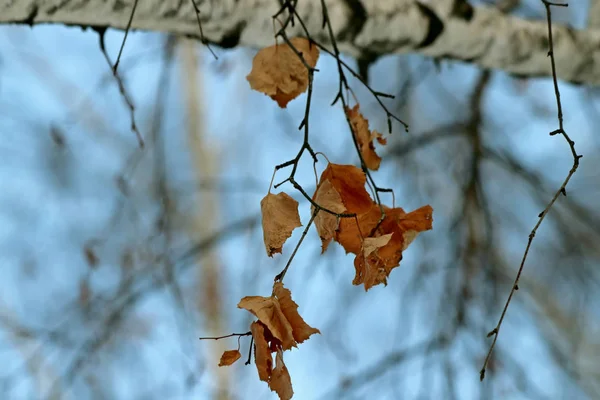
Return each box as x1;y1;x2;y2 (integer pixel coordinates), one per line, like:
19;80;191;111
1;0;599;85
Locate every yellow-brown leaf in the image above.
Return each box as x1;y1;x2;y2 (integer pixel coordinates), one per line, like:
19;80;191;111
269;349;294;400
251;321;273;382
346;104;387;171
273;282;320;344
261;192;302;257
312;179;346;253
218;350;242;367
238;296;296;350
247;37;319;108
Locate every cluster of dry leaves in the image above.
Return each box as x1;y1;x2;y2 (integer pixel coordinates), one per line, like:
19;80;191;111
218;282;319;400
312;163;433;290
260;163;433;291
214;37;433;400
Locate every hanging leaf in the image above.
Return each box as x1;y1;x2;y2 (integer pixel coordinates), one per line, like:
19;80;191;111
247;37;319;108
218;350;242;367
352;205;433;290
239;296;296;350
268;349;294;400
312;163;434;289
273;282;320;344
251;321;273;382
261;192;302;257
311;179;346;253
346;104;387;171
317;164;373;215
238;283;319;350
336;202;383;255
353;233;393;290
238;284;319;399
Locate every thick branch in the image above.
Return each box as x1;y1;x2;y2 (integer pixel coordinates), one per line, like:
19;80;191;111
589;0;600;28
1;0;599;85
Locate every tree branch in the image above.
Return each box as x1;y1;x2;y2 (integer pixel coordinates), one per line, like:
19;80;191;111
589;0;600;28
1;0;599;85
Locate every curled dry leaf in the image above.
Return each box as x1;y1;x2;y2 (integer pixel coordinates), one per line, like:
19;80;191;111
251;321;273;381
218;350;242;367
353;233;393;290
363;234;393;256
346;104;387;171
261;192;302;257
269;349;293;400
311;179;345;253
247;37;319;108
239;296;296;350
238;283;320;350
353;205;433;290
317;164;372;215
273;282;320;344
240;283;319;399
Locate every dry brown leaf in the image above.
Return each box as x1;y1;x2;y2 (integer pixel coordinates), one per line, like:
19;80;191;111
238;296;296;350
335;203;382;254
251;321;273;382
261;192;302;257
318;164;373;215
352;205;433;290
247;37;319;108
312;163;434;273
273;282;320;344
269;349;294;400
346;104;387;171
363;234;393;256
311;179;346;252
353;233;393;290
353;249;388;290
218;350;242;367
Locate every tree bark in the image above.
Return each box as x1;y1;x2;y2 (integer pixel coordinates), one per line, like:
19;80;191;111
589;0;600;28
1;0;598;85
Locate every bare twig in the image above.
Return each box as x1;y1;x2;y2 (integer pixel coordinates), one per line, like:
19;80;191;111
480;0;581;381
94;27;144;148
199;332;252;340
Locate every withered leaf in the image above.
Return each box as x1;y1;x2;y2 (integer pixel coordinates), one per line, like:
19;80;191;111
261;192;302;257
218;350;242;367
353;233;393;291
363;234;393;256
353;205;433;290
311;179;346;253
251;321;273;382
269;349;294;400
273;282;320;344
238;296;296;350
318;164;373;215
335;202;382;255
247;37;319;108
346;104;387;171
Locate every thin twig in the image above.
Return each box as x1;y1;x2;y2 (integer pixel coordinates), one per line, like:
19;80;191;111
95;27;144;148
480;0;580;381
274;209;318;282
199;332;252;341
189;0;218;59
113;0;138;72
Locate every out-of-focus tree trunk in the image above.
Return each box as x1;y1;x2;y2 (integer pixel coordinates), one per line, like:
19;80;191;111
179;39;229;400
